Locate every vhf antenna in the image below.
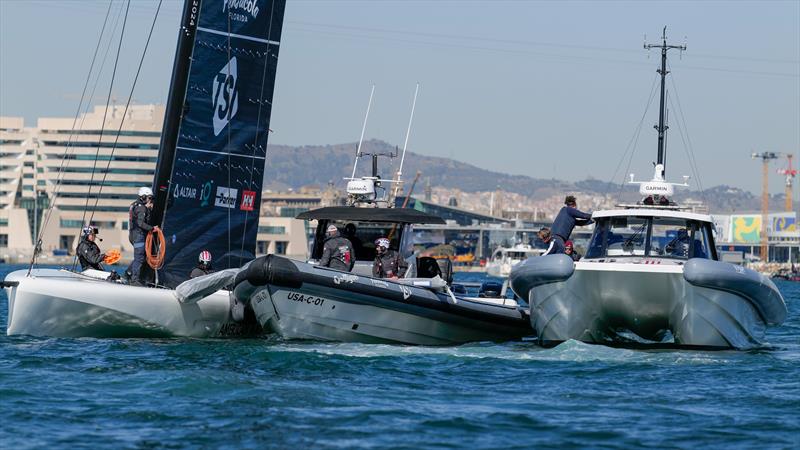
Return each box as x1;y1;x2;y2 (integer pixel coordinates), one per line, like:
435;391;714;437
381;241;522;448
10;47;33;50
644;26;686;178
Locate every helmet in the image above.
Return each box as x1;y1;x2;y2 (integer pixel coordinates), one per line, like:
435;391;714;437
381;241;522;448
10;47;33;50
375;237;390;249
565;240;574;248
82;225;98;237
138;186;153;197
326;224;338;234
198;250;212;264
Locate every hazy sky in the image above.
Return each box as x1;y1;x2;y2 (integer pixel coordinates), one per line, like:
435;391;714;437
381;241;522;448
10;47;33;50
1;0;798;195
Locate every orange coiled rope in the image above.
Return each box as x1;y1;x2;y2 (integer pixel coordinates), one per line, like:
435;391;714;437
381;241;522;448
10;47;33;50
145;228;166;269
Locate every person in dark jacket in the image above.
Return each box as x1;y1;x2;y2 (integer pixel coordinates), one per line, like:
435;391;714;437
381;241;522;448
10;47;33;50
189;250;214;278
372;237;407;279
539;227;559;255
77;225;105;271
126;186;159;286
564;240;581;261
319;225;354;271
549;195;593;254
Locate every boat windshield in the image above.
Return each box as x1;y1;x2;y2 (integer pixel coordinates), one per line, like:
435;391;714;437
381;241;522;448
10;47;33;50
311;221;410;261
586;216;715;260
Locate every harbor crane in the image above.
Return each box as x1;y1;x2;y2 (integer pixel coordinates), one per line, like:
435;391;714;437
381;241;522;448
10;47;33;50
776;153;797;212
752;152;780;261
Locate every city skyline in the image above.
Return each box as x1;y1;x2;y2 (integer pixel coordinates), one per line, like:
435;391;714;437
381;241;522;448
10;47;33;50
1;0;798;195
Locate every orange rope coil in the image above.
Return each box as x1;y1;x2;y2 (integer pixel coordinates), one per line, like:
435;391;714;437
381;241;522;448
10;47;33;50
146;228;166;269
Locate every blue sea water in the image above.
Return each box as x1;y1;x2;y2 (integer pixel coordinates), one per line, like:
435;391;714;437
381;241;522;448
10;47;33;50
1;265;798;449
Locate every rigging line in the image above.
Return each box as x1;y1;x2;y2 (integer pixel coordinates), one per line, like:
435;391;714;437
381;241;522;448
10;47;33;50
226;9;232;269
88;0;164;226
667;93;705;205
287;27;800;79
604;73;660;199
239;2;277;265
288;20;800;65
616;108;649;203
667;63;707;200
72;0;131;272
28;0;115;274
47;0;125;210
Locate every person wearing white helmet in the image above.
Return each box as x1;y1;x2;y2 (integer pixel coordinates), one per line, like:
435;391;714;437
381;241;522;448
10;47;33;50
126;186;159;286
319;224;354;271
190;250;214;278
372;237;407;279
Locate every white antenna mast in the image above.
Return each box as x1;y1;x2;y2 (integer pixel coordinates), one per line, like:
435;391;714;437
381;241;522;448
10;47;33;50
351;84;375;178
393;83;420;199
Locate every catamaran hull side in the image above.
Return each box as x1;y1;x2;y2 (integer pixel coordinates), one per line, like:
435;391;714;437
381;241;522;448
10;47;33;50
3;269;250;338
235;255;532;345
509;255;786;349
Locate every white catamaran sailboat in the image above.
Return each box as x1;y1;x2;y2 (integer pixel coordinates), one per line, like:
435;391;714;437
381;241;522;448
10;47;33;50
3;0;287;338
509;30;787;350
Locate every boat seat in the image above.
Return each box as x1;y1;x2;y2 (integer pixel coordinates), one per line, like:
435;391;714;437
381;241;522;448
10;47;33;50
417;257;454;284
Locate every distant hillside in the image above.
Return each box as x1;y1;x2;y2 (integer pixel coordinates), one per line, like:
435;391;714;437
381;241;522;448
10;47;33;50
263;140;794;214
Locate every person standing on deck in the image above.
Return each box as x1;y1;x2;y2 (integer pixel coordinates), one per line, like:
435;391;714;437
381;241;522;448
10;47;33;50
549;195;593;255
319;225;355;271
538;227;556;256
126;187;159;286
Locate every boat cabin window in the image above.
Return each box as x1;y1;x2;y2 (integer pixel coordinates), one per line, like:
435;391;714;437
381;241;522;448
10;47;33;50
586;216;714;260
311;221;409;262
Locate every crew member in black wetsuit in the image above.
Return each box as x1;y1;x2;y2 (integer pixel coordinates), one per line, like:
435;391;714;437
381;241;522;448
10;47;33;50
372;237;407;279
126;187;159;286
189;250;214;278
319;225;355;271
76;225;105;271
549;195;593;255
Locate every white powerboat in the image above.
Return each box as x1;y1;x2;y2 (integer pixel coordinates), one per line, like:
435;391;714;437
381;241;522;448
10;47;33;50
485;243;545;278
3;0;287;337
509;31;787;349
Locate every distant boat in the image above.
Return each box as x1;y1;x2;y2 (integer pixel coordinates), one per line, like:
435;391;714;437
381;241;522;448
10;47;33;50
3;0;286;338
509;29;787;350
485;243;545;278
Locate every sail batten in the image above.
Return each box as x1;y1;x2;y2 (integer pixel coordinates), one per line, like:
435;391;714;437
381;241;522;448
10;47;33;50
155;0;286;287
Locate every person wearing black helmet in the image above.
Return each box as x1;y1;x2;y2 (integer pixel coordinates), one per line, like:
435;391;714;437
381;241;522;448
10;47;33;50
549;195;593;255
372;237;407;279
126;186;159;286
76;225;105;271
319;224;354;271
190;250;215;278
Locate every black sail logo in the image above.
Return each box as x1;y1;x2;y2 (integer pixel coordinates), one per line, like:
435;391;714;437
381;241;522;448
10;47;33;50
212;56;239;136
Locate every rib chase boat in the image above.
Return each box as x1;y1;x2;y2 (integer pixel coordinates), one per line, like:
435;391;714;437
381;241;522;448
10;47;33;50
233;133;533;344
509;31;787;350
3;0;286;337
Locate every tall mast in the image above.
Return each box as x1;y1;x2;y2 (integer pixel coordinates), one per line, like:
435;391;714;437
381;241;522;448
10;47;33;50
151;0;202;227
644;27;685;177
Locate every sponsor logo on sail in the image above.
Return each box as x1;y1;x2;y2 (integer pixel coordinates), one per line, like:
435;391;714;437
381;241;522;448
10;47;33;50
214;186;238;209
200;181;213;207
240;190;256;211
212;57;239;136
223;0;260;23
172;184;197;200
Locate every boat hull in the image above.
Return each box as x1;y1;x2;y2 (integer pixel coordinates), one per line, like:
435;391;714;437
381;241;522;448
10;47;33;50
3;269;256;338
509;255;787;349
236;255;532;345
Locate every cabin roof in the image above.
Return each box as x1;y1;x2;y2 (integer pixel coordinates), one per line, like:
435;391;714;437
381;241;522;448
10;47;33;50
593;208;713;222
297;206;447;224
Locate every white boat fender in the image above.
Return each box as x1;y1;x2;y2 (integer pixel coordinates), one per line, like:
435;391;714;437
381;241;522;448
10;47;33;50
173;268;239;304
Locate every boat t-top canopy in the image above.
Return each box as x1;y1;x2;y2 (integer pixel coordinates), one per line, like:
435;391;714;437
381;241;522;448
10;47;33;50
297;207;447;225
593;208;713;223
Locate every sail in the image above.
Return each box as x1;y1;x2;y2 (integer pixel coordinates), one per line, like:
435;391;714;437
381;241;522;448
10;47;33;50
155;0;286;287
